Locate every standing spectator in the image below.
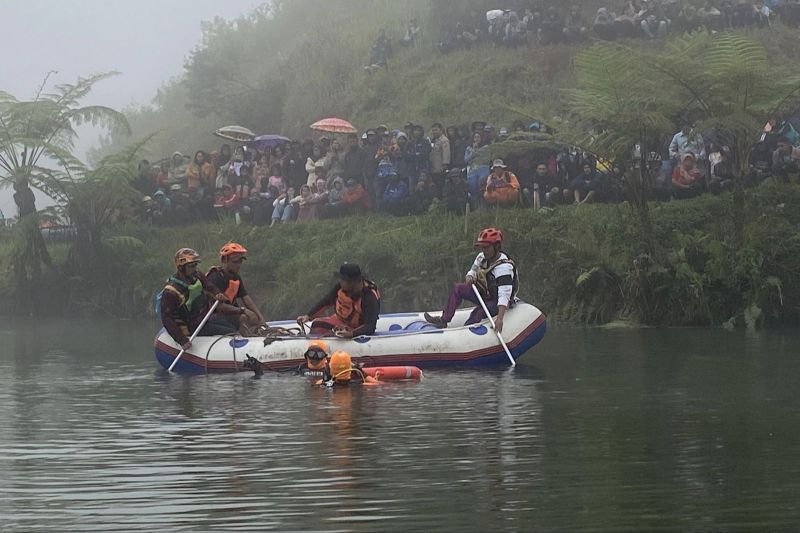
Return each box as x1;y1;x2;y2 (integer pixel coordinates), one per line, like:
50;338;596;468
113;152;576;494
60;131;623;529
429;123;451;193
285;141;307;190
669;124;706;161
465;131;485;172
323;139;345;183
484;159;521;207
306;145;325;186
505;11;527;46
168;152;187;186
399;18;420;47
185;150;214;193
135;159;155;196
409;125;432;187
343;132;367;184
447;126;466;170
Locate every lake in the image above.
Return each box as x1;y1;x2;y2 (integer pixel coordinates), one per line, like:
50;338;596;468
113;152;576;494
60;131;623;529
1;319;799;532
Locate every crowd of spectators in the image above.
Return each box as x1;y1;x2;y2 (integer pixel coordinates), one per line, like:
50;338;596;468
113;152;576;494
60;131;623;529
132;113;799;226
434;0;784;52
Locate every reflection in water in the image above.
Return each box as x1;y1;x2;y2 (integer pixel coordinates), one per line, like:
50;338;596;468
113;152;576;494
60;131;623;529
0;320;800;531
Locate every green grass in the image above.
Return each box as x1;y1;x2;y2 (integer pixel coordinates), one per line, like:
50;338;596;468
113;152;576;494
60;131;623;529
4;181;800;328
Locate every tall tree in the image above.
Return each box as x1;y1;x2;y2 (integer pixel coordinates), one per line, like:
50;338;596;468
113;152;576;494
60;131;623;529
0;72;130;314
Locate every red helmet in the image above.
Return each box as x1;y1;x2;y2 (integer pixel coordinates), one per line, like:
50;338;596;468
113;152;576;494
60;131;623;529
220;242;248;260
475;228;503;246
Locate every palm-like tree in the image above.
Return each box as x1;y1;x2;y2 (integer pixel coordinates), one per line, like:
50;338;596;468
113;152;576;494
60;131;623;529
0;72;131;314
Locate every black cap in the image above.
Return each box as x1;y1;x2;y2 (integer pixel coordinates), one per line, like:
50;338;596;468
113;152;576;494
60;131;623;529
338;263;363;281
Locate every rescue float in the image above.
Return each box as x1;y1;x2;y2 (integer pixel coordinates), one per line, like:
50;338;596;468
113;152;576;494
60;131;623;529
154;300;546;373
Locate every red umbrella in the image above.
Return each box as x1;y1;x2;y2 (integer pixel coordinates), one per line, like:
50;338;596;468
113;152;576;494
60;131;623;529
310;117;357;134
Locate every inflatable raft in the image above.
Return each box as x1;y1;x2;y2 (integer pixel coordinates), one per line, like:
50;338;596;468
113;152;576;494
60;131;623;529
154;300;546;373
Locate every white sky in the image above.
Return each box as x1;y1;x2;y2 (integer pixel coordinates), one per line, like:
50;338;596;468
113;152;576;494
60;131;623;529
0;0;263;218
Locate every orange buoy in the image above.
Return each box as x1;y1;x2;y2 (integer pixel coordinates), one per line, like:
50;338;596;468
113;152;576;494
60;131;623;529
363;366;422;381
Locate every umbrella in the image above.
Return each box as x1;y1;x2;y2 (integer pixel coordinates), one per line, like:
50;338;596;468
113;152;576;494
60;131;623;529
310;117;357;134
248;134;291;151
213;125;256;142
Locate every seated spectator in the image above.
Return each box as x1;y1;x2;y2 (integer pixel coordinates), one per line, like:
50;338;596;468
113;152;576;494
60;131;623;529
214;184;239;218
380;171;410;215
570;162;604;204
444;167;470;214
321;176;346;218
747;140;773;184
271;187;296;227
484;159;521;207
366;29;392;73
341;177;373;215
671;153;703;199
593;8;618;40
411;170;437;214
296;184;324;222
772;136;800;181
708;146;734;194
563;5;588;42
532;162;556;208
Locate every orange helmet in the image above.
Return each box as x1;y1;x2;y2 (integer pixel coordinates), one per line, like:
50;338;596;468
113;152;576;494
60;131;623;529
475;227;503;246
174;248;201;268
304;340;330;370
220;242;248;260
329;351;352;382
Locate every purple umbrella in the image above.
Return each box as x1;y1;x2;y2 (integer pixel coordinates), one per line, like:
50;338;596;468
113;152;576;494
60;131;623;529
248;134;291;151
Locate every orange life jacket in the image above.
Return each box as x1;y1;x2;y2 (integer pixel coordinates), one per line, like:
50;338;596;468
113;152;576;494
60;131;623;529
334;280;380;329
207;266;241;303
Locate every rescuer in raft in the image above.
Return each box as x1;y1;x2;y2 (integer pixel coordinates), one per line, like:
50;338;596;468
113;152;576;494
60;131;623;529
161;248;252;350
205;242;265;335
297;263;381;338
425;227;518;332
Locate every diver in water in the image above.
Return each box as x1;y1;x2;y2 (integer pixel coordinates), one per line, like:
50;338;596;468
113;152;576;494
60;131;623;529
316;351;378;387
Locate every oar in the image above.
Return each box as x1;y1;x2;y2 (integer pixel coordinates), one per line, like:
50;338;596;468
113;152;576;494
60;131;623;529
471;284;516;367
168;300;219;372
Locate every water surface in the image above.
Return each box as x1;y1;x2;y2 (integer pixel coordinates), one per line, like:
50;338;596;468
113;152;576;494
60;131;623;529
1;319;799;531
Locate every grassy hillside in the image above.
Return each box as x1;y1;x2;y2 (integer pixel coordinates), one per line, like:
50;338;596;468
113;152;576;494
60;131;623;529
3;180;799;328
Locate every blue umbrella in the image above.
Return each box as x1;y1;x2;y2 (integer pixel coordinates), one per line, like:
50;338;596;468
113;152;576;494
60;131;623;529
248;134;291;151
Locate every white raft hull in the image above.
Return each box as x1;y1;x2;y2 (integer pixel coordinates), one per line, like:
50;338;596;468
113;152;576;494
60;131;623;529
154;301;546;373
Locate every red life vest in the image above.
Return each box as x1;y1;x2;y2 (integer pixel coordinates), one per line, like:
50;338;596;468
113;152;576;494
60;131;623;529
334;280;380;329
